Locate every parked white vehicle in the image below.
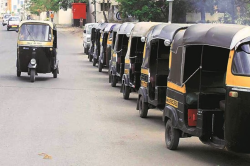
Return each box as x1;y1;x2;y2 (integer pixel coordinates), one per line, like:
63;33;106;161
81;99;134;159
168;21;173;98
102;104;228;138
7;16;20;31
83;23;98;54
2;14;11;26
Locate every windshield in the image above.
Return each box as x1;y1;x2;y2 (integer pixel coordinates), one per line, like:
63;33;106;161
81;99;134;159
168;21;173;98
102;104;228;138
19;24;51;42
87;25;94;34
4;15;11;19
232;43;250;76
9;17;19;21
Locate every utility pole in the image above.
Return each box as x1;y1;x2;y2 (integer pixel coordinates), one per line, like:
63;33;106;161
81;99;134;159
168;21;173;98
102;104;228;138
167;0;174;23
91;0;97;22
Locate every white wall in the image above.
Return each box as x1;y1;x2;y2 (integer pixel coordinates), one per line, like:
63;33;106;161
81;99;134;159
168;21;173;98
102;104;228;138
31;9;73;25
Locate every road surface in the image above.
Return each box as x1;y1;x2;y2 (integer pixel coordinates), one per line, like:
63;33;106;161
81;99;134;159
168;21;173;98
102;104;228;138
0;25;249;166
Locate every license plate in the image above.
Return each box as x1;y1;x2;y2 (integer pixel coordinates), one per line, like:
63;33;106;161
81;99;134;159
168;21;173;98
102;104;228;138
12;26;17;27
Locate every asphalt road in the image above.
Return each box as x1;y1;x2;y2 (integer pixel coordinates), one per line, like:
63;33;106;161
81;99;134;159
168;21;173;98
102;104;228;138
0;25;250;166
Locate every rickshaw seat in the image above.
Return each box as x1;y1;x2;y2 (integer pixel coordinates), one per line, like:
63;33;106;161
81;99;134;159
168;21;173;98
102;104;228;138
219;100;225;111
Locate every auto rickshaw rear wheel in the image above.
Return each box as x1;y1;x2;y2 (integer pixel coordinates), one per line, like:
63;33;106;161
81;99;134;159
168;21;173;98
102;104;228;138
30;69;35;83
123;83;130;100
111;75;116;87
93;58;97;66
89;55;92;62
98;61;103;72
17;69;21;77
139;96;148;118
165;120;180;150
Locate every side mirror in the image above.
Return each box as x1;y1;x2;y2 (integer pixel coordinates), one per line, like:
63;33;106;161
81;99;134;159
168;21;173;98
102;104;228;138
83;30;86;33
16;29;18;33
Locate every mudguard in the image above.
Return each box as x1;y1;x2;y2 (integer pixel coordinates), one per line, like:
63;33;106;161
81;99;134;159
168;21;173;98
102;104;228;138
28;63;37;69
138;87;148;102
163;105;178;128
122;74;129;86
111;66;116;75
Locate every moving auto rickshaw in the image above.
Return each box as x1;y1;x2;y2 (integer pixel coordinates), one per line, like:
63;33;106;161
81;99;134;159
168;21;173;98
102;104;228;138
98;23;120;72
121;22;162;99
88;23;100;62
136;24;190;117
16;20;59;82
92;23;108;66
162;24;250;153
109;22;136;87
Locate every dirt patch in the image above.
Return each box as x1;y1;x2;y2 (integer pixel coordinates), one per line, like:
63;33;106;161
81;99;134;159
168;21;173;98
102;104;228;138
57;26;83;39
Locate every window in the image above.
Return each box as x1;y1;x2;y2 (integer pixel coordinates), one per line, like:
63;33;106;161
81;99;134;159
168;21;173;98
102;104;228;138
9;17;19;21
100;3;110;11
232;43;250;76
19;24;51;42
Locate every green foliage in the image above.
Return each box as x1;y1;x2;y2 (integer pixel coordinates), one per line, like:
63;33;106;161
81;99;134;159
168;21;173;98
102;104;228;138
29;0;60;14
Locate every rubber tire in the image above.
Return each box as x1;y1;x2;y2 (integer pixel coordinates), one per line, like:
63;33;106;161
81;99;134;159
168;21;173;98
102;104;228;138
139;96;148;118
53;68;58;78
98;60;103;72
111;75;116;87
7;27;9;31
89;55;93;62
30;69;35;83
109;71;111;83
123;83;130;100
17;69;21;77
93;58;97;66
165;120;180;150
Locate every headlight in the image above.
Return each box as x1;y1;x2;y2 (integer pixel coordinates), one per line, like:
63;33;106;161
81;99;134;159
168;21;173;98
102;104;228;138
30;58;36;65
87;38;90;42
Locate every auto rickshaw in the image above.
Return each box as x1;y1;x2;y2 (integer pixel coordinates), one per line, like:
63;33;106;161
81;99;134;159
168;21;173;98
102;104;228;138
108;24;122;80
92;23;108;66
16;20;59;82
88;23;101;62
136;24;190;117
121;22;162;99
161;24;250;153
98;23;120;72
109;22;136;87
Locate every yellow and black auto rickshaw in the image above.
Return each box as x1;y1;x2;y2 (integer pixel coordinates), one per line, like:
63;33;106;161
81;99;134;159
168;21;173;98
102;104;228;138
108;24;122;81
92;23;108;66
162;24;250;153
88;23;100;62
109;22;136;87
136;24;190;117
121;22;162;99
98;23;120;72
16;20;58;82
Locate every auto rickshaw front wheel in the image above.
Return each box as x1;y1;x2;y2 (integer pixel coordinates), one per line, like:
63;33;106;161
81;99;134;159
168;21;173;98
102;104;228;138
122;83;130;100
53;68;58;78
17;70;21;77
89;55;92;62
139;96;148;118
98;61;103;72
30;69;35;83
165;119;180;150
93;58;97;66
111;75;117;87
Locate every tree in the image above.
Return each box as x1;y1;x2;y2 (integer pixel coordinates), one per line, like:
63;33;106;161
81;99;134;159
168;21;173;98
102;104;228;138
116;0;166;22
28;0;60;15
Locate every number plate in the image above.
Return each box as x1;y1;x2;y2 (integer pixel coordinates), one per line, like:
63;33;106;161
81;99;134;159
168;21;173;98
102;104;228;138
12;26;17;27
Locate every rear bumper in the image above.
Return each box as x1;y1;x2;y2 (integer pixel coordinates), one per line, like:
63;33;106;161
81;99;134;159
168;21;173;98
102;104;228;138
8;25;19;29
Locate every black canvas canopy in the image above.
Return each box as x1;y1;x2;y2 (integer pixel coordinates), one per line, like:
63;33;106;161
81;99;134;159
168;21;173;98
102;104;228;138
118;22;136;35
182;24;250;50
142;24;191;68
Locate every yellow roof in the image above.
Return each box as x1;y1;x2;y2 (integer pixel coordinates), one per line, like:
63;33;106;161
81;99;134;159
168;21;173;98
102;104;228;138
19;20;55;29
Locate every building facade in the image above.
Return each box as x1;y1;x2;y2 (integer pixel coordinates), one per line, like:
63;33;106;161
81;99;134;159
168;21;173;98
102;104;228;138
87;0;121;23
